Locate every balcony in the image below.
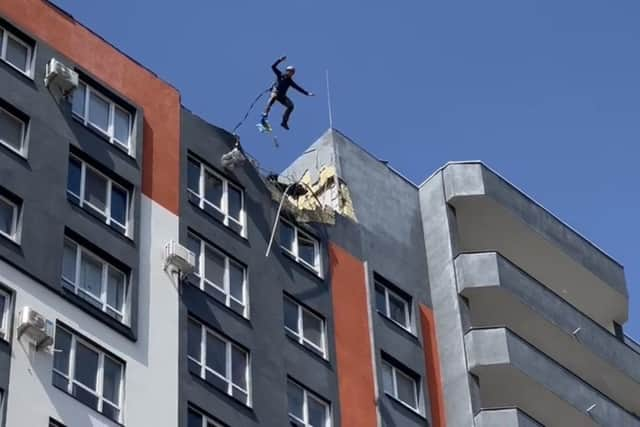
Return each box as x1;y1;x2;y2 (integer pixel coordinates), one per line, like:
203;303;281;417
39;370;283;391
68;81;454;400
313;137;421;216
456;252;640;415
465;328;640;427
475;408;542;427
442;162;627;329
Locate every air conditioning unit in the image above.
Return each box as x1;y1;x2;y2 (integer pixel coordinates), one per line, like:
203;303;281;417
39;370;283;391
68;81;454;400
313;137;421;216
163;240;196;275
17;307;54;349
44;58;79;94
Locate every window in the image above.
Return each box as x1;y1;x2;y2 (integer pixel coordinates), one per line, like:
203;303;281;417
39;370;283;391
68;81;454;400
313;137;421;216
381;358;420;412
284;295;327;358
0;26;33;76
187;407;223;427
187;318;250;405
287;379;331;427
49;419;66;427
186;234;247;317
280;220;321;274
0;288;11;340
0;194;19;242
67;156;131;236
187;157;245;236
0;105;27;155
72;81;133;152
374;278;412;332
61;238;128;323
52;326;124;423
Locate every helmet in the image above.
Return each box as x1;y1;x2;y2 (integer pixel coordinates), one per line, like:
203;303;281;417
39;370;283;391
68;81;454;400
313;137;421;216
286;65;296;72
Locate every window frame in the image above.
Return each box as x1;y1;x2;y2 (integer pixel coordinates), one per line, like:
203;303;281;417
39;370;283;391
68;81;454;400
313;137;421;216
0;288;11;340
381;358;421;413
187;157;246;237
72;81;134;154
279;219;321;275
0;25;34;78
0;103;28;156
284;295;327;359
0;193;19;243
188;233;248;317
61;237;129;324
52;326;125;423
187;406;223;427
67;155;131;237
287;379;331;427
374;279;413;333
187;318;251;406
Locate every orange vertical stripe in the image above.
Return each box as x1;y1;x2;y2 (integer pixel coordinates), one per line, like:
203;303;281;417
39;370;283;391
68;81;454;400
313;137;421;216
420;304;447;427
329;243;377;427
0;0;181;214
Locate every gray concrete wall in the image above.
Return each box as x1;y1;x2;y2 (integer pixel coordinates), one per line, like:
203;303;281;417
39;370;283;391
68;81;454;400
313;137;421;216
419;170;476;426
285;129;435;426
0;17;142;340
466;328;640;427
178;110;340;427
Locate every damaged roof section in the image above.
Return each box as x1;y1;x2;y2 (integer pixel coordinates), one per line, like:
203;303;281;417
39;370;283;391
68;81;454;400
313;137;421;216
271;129;358;225
266;165;357;225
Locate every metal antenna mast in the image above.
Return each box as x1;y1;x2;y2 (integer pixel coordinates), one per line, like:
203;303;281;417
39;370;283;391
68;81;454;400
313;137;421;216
326;69;334;129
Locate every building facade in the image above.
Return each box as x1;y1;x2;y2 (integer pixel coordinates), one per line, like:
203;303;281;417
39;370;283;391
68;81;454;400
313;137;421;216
0;1;638;427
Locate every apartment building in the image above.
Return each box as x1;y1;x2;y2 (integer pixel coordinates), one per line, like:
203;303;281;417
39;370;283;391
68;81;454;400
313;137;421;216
0;1;638;426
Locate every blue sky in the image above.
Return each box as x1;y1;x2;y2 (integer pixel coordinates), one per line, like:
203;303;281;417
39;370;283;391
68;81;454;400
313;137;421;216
52;1;639;338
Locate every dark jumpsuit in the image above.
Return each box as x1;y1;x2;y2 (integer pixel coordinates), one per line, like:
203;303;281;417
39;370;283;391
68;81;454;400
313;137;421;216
264;59;310;125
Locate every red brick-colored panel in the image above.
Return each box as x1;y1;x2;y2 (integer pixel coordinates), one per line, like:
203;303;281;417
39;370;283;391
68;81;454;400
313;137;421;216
420;304;447;427
329;243;377;427
0;0;181;214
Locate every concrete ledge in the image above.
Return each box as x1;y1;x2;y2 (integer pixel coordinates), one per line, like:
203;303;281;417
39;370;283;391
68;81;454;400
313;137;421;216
456;252;640;386
442;162;627;297
465;328;640;427
475;408;543;427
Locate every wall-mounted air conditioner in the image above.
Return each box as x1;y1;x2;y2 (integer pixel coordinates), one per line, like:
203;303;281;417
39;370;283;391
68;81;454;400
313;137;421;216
45;58;79;94
16;307;54;350
163;240;196;275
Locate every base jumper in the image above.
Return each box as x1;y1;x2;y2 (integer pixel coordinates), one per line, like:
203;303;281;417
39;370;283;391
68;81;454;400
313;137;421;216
262;56;314;130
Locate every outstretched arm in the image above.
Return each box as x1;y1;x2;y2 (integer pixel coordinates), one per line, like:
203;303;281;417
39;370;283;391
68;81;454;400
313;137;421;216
290;80;314;96
271;56;286;77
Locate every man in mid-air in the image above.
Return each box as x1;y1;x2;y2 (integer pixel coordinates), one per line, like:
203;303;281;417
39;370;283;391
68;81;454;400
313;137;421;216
262;56;314;130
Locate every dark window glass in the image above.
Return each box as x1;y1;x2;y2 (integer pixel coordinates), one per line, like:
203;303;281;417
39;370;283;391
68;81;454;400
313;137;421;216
204;171;223;207
298;233;316;266
187;159;200;193
0;107;23;151
374;285;386;313
67;158;82;197
53;328;72;374
280;221;295;252
188;409;203;427
110;185;127;225
284;298;299;333
206;333;226;375
74;342;99;390
187;319;201;360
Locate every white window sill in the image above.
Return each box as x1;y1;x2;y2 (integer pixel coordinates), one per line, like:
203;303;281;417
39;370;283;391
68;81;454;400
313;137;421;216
0;140;27;159
377;311;417;338
384;392;424;418
281;247;322;279
187;193;247;240
1;58;34;80
0;231;20;246
71;114;135;159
